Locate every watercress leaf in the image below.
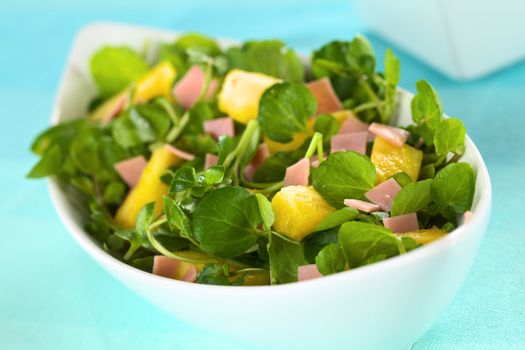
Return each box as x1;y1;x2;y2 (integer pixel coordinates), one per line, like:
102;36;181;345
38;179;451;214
90;46;148;97
135;103;172;140
26;144;63;178
268;232;305;284
346;35;376;75
103;180;126;204
175;33;221;57
204;165;225;185
434;118;466;157
196;264;242;286
411;80;443;145
383;48;400;123
401;237;419;252
163;196;193;238
315;244;345;275
303;228;339;263
177;134;218;156
227;40;304;82
30;119;85;155
431;163;476;215
313;207;358;232
258;82;317;143
217;136;237;164
314;113;340;138
69;128;104;175
391;179;433;216
339;221;402;268
169;166;197;193
135;202;156;237
312;151;376;207
193;186;261;257
111;112;143;149
255;193;275;231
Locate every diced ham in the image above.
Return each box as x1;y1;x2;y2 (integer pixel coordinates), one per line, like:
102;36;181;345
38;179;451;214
330;131;368;155
298;264;323;281
203;117;234;139
339;113;369;134
383;213;419;233
365;178;402;212
369;122;410;148
113;155;147;188
152;256;197;282
344;199;380;213
172;65;218;109
100;93;129;125
204;153;218;170
244;144;270;181
164;144;195;161
283;158;310;187
463;210;474;223
310;153;326;168
306;77;343;115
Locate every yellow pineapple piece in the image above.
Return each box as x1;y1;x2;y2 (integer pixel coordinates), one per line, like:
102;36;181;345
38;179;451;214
271;186;335;241
397;228;447;245
115;146;181;228
371;136;423;183
218;69;280;124
133;62;177;104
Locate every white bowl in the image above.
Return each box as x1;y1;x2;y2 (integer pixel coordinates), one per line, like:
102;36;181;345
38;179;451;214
48;22;492;350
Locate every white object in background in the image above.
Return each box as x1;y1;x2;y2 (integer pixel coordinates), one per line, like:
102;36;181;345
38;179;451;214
353;0;525;80
49;22;492;350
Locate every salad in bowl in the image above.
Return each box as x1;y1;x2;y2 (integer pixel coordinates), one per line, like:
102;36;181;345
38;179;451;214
28;31;476;287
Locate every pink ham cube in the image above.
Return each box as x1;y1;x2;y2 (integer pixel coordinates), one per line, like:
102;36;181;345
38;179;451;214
164;144;195;161
369;122;410;148
113;155;147;188
283;158;310;187
339;113;369;134
204;117;234;139
344;199;380;213
306;77;343;115
298;264;323;281
152;256;197;282
365;178;402;212
383;213;419;233
172;65;218;109
330;131;368;155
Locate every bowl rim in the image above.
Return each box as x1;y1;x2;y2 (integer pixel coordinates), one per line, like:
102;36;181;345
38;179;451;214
48;21;493;292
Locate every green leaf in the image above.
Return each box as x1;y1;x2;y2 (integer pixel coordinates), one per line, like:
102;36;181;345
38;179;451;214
303;228;339;263
392;172;413;187
312;151;376;207
431;163;476;215
346;35;376;75
383;48;400;123
339;221;402;268
411;80;443;145
26;144;63;178
103;181;126;204
227;40;304;82
204;165;225;185
163;196;193;238
90;46;148;97
30;119;85;156
193;187;261;257
268;232;305;284
258;82;317;143
391;179;433;216
253;150;302;183
314;113;340;138
135;202;156;237
434;118;466;157
175;33;221;57
255;193;275;231
196;264;243;286
169;166;197;193
69;129;104;175
315;244;345;275
313;207;358;232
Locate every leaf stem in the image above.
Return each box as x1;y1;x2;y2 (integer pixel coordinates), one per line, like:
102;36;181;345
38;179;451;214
166;111;190;143
305;132;323;159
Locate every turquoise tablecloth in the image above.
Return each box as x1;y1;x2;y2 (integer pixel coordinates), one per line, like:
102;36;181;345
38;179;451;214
1;1;524;349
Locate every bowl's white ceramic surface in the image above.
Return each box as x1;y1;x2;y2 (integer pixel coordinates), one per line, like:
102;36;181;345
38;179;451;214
48;23;492;350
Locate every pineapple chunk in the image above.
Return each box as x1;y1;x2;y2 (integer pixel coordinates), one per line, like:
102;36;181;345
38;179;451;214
89;87;131;124
218;69;280;124
115;147;181;228
271;186;335;241
371;136;423;183
397;228;447;245
133;62;177;104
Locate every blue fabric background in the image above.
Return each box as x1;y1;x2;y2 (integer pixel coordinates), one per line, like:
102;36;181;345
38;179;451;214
1;1;524;349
